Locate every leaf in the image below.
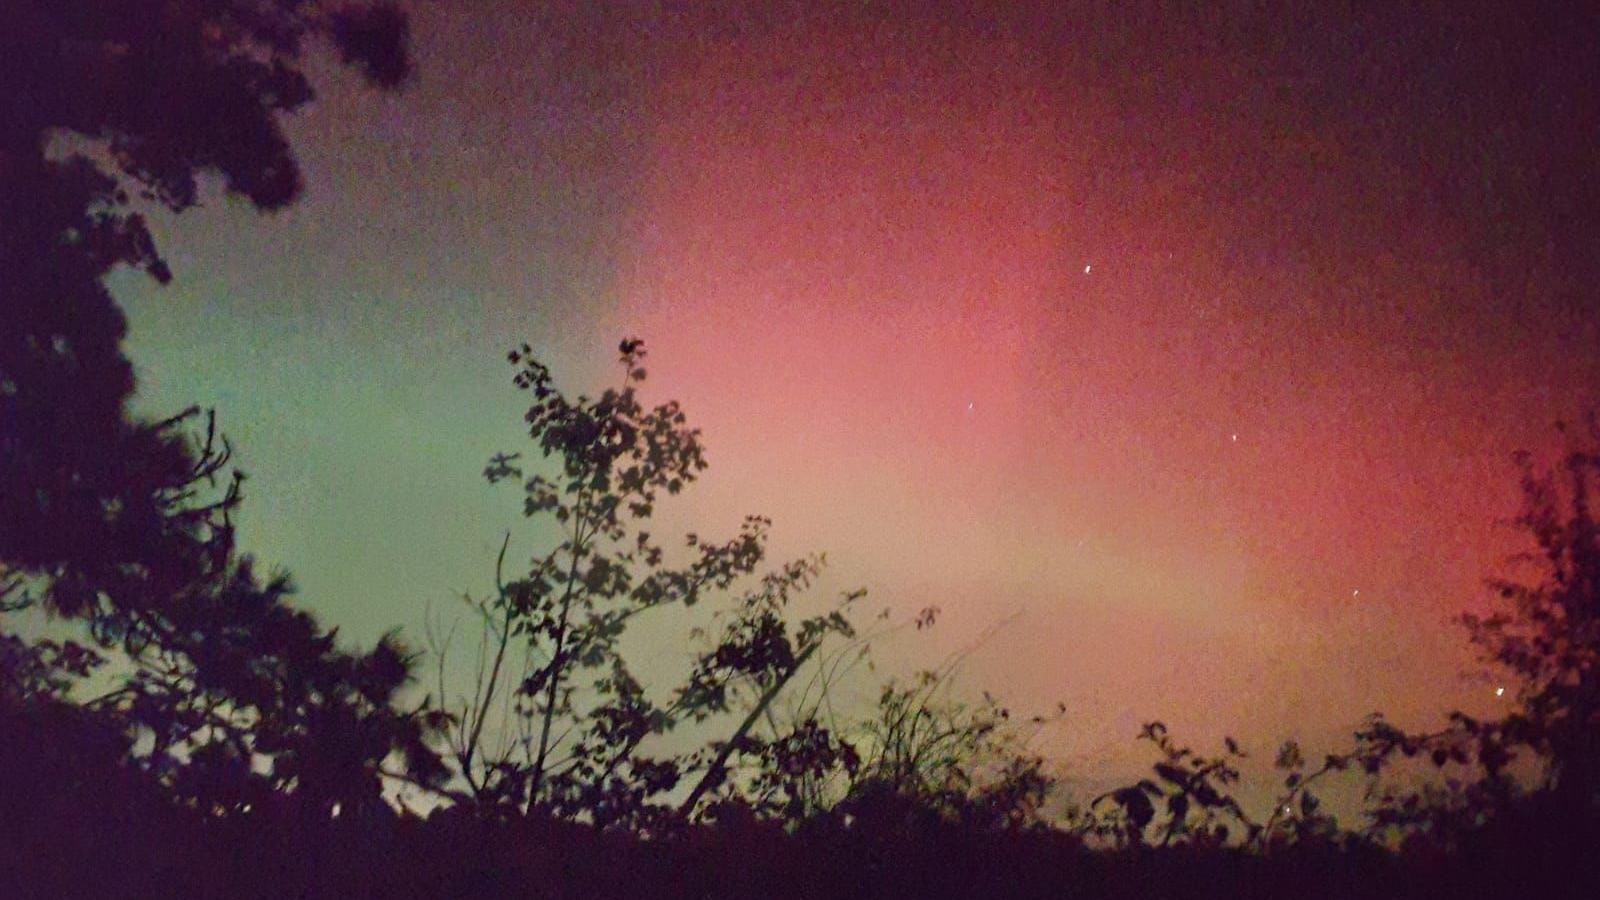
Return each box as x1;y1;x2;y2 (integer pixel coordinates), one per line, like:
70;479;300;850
1114;787;1155;828
1167;792;1190;822
1154;762;1189;787
1300;792;1320;817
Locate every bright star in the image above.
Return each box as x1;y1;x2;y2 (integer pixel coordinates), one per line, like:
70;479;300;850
1495;686;1505;697
1084;264;1091;274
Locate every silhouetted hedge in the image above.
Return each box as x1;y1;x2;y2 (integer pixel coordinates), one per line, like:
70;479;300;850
6;714;1598;900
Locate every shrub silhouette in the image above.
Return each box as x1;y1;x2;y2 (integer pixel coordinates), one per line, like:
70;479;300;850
836;662;1061;833
433;339;862;829
1086;722;1254;848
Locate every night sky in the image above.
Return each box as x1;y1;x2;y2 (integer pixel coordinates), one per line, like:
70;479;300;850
111;1;1600;796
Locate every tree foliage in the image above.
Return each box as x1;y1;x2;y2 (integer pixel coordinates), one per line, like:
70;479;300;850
0;0;449;820
2;0;411;624
436;339;861;830
1465;440;1600;807
1085;722;1253;848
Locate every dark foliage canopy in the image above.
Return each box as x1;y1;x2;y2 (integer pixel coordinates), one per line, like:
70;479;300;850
1;0;410;622
0;0;445;816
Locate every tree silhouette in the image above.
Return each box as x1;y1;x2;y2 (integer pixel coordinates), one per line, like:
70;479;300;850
1;0;409;632
436;339;861;830
1458;433;1600;813
0;0;451;818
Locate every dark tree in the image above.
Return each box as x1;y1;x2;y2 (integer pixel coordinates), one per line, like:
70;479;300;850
0;0;449;815
436;339;862;830
1;0;409;631
1462;437;1600;811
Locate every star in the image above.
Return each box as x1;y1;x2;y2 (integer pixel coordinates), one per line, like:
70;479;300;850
1083;264;1092;274
1231;433;1238;442
1495;686;1505;697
